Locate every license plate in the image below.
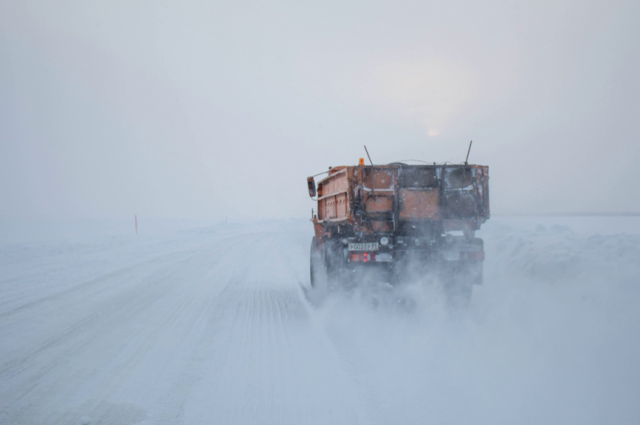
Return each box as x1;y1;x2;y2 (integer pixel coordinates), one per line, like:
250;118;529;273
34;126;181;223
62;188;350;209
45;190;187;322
348;242;379;251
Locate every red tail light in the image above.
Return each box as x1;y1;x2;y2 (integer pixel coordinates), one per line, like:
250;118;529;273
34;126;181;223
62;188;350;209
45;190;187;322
348;252;376;262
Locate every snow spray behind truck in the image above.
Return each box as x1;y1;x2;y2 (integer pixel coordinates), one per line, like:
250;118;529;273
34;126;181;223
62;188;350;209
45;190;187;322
307;146;490;302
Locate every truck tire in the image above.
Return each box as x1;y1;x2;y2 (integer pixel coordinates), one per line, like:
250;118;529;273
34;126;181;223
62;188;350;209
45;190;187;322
443;263;474;307
323;240;346;290
307;237;330;306
446;279;472;307
310;237;323;288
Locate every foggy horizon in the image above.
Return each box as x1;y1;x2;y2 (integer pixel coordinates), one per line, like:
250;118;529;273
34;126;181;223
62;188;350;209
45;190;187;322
2;0;639;220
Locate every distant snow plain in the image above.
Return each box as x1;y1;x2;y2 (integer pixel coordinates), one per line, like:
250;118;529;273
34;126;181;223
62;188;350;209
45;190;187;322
0;216;638;425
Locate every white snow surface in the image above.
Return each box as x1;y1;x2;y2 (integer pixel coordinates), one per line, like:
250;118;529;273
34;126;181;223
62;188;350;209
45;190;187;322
1;216;639;424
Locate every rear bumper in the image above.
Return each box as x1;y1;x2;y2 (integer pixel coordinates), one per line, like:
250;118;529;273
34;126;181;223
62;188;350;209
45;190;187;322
346;247;484;264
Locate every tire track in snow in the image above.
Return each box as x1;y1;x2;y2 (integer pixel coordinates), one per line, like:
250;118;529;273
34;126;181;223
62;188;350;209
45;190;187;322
166;232;372;425
0;237;248;424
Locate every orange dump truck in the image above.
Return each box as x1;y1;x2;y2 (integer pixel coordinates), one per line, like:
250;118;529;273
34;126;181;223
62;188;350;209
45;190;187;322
307;160;490;299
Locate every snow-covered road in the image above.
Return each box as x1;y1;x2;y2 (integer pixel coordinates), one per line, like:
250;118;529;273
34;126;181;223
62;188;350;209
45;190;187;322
1;217;639;424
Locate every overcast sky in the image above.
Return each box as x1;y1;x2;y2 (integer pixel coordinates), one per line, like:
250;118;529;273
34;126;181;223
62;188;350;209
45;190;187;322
1;0;638;219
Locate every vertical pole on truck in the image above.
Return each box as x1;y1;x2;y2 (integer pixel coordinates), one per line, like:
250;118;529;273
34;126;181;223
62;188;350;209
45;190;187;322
364;145;373;165
364;145;374;197
465;140;473;165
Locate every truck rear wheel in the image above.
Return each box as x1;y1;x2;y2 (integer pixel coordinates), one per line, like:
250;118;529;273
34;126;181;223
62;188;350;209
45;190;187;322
310;237;323;288
443;262;475;307
445;279;472;307
323;241;347;290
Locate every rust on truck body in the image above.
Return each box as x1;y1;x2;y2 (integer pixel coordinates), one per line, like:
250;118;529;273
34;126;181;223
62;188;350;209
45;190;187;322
399;188;440;220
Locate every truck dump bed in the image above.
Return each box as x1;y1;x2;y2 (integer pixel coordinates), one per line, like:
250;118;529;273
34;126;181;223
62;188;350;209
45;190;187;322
314;164;489;235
